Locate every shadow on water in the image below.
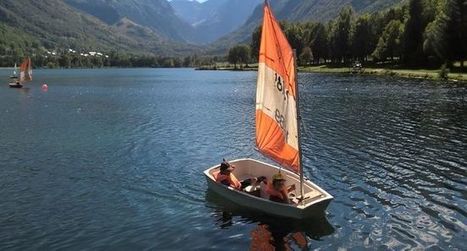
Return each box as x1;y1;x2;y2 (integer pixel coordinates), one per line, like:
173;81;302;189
205;190;334;250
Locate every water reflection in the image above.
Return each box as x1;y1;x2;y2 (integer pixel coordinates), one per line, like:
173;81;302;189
205;190;334;250
15;87;30;95
250;224;308;250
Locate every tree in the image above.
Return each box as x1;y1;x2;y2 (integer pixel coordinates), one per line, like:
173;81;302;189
423;0;448;65
369;6;406;62
351;14;372;62
302;22;328;64
444;0;467;69
329;6;354;64
299;47;313;65
372;20;404;62
238;45;251;67
59;53;72;68
160;57;174;67
228;44;251;69
423;0;466;70
183;56;192;67
284;22;304;57
403;0;427;66
250;25;262;61
312;23;329;64
228;47;240;69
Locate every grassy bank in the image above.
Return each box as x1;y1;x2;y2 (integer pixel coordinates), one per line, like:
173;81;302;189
195;63;257;71
300;65;467;82
196;62;466;82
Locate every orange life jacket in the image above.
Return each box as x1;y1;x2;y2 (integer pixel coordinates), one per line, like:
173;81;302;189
266;183;288;203
215;172;241;190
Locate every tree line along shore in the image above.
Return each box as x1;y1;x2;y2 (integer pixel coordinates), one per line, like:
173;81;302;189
220;0;466;81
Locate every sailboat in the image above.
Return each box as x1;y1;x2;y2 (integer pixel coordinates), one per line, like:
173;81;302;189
203;2;333;219
9;57;32;88
11;63;18;78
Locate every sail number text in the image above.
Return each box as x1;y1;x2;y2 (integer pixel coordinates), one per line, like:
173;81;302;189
275;109;289;140
274;73;288;101
273;73;289;134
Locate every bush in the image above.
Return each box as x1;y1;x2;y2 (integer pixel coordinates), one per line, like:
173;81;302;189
438;63;449;79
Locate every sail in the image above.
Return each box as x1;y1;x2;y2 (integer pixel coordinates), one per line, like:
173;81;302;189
19;57;32;83
255;3;300;172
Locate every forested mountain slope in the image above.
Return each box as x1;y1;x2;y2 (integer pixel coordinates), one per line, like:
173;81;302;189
209;0;405;53
0;0;200;57
64;0;198;43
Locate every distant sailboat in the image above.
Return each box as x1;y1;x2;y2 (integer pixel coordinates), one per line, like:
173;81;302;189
11;63;17;78
9;57;32;88
204;2;333;219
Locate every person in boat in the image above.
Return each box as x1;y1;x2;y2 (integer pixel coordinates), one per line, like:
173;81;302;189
215;161;242;190
266;172;296;204
215;160;265;191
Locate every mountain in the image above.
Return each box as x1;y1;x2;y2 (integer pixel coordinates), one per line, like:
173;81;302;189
170;0;262;44
209;0;405;53
193;0;262;44
170;0;229;26
64;0;197;43
0;0;200;56
66;0;262;44
0;0;133;51
170;0;203;25
0;22;40;55
170;0;224;25
278;0;406;22
0;0;405;57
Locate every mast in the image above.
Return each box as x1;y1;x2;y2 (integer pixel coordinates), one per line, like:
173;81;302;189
293;50;304;202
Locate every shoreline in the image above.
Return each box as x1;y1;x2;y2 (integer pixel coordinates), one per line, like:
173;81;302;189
300;65;467;82
195;65;467;83
2;65;465;82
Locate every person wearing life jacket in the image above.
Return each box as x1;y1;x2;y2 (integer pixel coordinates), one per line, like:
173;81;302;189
266;172;296;204
215;160;242;190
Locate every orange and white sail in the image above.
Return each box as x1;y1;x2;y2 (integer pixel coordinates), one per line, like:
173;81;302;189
256;3;300;172
19;57;32;83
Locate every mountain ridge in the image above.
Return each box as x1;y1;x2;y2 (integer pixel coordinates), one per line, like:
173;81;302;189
64;0;198;43
0;0;405;57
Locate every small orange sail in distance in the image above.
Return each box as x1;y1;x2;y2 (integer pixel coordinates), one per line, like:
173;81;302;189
19;57;32;83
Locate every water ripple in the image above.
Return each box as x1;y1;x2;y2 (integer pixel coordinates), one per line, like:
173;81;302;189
0;69;465;249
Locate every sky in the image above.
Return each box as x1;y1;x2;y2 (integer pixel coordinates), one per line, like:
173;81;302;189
168;0;208;2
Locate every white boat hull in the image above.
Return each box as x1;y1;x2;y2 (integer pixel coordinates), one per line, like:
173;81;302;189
8;82;23;88
204;158;333;219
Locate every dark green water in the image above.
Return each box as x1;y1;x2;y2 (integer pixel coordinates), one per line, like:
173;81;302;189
0;68;465;250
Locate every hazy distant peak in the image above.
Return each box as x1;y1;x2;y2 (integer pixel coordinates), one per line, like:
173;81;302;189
170;0;261;43
169;0;205;2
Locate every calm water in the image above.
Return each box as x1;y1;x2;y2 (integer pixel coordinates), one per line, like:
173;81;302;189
0;68;466;250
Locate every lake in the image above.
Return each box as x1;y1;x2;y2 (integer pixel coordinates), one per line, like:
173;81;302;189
0;68;465;250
